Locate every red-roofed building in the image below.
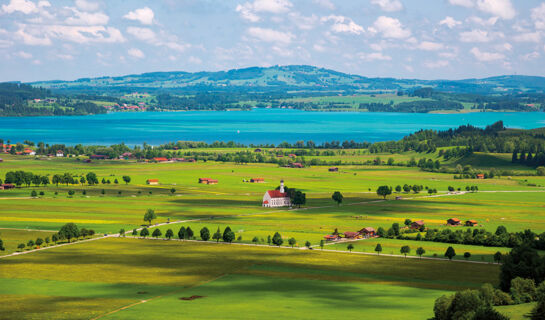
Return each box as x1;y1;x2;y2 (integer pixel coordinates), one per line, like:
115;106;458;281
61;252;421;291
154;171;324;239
56;150;64;157
146;179;159;185
465;220;478;227
199;178;218;184
153;157;169;162
476;174;485;179
324;234;340;241
262;180;291;208
447;218;461;226
291;162;304;168
250;178;265;183
344;231;360;239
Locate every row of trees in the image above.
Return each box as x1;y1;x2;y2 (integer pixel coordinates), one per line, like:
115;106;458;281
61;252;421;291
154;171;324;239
14;223;95;252
3;171;102;187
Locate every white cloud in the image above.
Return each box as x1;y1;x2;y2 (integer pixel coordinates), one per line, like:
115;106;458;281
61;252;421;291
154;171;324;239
321;15;364;35
246;27;294;44
460;29;496;42
65;9;109;25
531;3;545;30
496;42;512;51
424;60;449;68
521;51;539;61
16;24;125;45
369;16;411;39
467;16;498;26
289;13;318;30
476;0;515;20
123;7;154;25
16;51;32;59
312;0;334;10
439;16;461;29
75;0;99;12
2;0;37;14
448;0;474;8
359;52;392;61
470;47;505;62
126;27;156;42
236;0;292;21
37;1;50;8
513;32;540;43
128;48;145;58
418;41;444;51
313;43;326;52
439;52;457;59
370;0;403;12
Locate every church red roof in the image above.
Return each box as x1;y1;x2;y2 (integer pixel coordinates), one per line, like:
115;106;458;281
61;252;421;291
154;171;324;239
267;190;288;198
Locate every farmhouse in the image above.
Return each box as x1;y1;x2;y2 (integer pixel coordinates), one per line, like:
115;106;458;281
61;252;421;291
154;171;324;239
56;150;64;157
146;179;159;185
0;184;15;190
199;178;218;184
359;227;376;238
328;167;339;172
291;162;304;168
250;178;265;183
447;218;461;226
344;231;360;239
262;180;291;208
24;149;36;156
411;220;425;229
476;174;485;179
465;220;478;227
324;234;340;241
153;157;169;162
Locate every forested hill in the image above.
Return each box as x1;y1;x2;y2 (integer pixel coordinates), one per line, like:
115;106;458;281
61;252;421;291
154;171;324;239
30;65;545;95
0;83;106;116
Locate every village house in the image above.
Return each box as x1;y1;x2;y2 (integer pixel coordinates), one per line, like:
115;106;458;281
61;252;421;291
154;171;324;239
153;157;169;162
359;227;376;238
324;234;340;241
250;178;265;183
291;162;304;168
0;184;15;190
56;150;64;157
328;167;339;172
146;179;159;185
476;174;485;179
465;220;478;227
410;220;425;230
343;231;360;239
262;180;291;208
199;178;218;185
24;149;36;156
447;218;461;226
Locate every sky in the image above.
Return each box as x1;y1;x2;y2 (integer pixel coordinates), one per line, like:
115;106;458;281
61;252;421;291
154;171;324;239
0;0;545;82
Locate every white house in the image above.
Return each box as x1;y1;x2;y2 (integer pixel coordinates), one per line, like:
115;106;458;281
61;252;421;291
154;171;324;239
56;150;64;157
262;180;291;208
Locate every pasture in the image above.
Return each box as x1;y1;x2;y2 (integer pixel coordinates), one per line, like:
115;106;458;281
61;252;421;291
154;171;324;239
0;238;499;320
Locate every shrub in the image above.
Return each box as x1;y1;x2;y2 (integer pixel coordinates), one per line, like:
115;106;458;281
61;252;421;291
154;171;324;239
510;277;537;304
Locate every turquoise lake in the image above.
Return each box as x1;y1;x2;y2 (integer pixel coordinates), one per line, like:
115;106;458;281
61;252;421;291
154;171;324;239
1;109;545;145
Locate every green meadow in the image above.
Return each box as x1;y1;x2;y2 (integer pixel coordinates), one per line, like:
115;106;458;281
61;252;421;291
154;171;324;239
0;151;544;318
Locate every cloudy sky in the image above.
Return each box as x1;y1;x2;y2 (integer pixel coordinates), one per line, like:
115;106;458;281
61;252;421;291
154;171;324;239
1;0;544;82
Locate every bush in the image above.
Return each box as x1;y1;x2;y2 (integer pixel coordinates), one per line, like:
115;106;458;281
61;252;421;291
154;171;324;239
510;277;537;304
434;294;454;320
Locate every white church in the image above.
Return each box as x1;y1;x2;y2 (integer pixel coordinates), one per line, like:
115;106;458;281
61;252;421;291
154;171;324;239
262;180;291;208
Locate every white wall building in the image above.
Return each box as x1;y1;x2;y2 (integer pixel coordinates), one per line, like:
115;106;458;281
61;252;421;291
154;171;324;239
262;180;291;207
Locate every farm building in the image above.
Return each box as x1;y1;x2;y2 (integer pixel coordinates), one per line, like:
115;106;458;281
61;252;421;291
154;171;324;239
465;220;478;227
0;184;15;190
56;150;64;157
199;178;218;185
328;167;339;172
411;220;425;229
291;163;304;168
24;149;36;156
447;218;461;226
250;178;265;183
324;234;340;241
262;180;291;208
153;157;169;162
146;179;159;185
476;174;485;179
359;227;376;238
344;231;360;239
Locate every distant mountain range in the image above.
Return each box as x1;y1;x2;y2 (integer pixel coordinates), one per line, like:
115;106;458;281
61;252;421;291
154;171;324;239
30;65;545;95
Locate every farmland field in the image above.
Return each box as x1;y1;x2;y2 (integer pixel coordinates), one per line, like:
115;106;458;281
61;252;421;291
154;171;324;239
0;150;544;319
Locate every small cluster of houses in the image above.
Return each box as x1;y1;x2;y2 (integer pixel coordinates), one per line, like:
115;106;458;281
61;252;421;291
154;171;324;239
324;227;377;241
447;218;479;227
103;104;146;112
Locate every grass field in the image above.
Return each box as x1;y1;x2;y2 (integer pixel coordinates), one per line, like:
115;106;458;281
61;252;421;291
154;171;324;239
0;153;544;319
0;238;499;320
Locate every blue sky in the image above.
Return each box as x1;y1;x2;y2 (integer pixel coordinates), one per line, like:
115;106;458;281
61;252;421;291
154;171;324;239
0;0;544;82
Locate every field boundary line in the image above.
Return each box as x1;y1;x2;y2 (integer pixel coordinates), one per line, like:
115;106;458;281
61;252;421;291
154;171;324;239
91;273;228;320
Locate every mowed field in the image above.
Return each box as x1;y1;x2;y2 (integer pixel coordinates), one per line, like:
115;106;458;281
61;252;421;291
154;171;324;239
0;238;499;320
0;154;544;318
